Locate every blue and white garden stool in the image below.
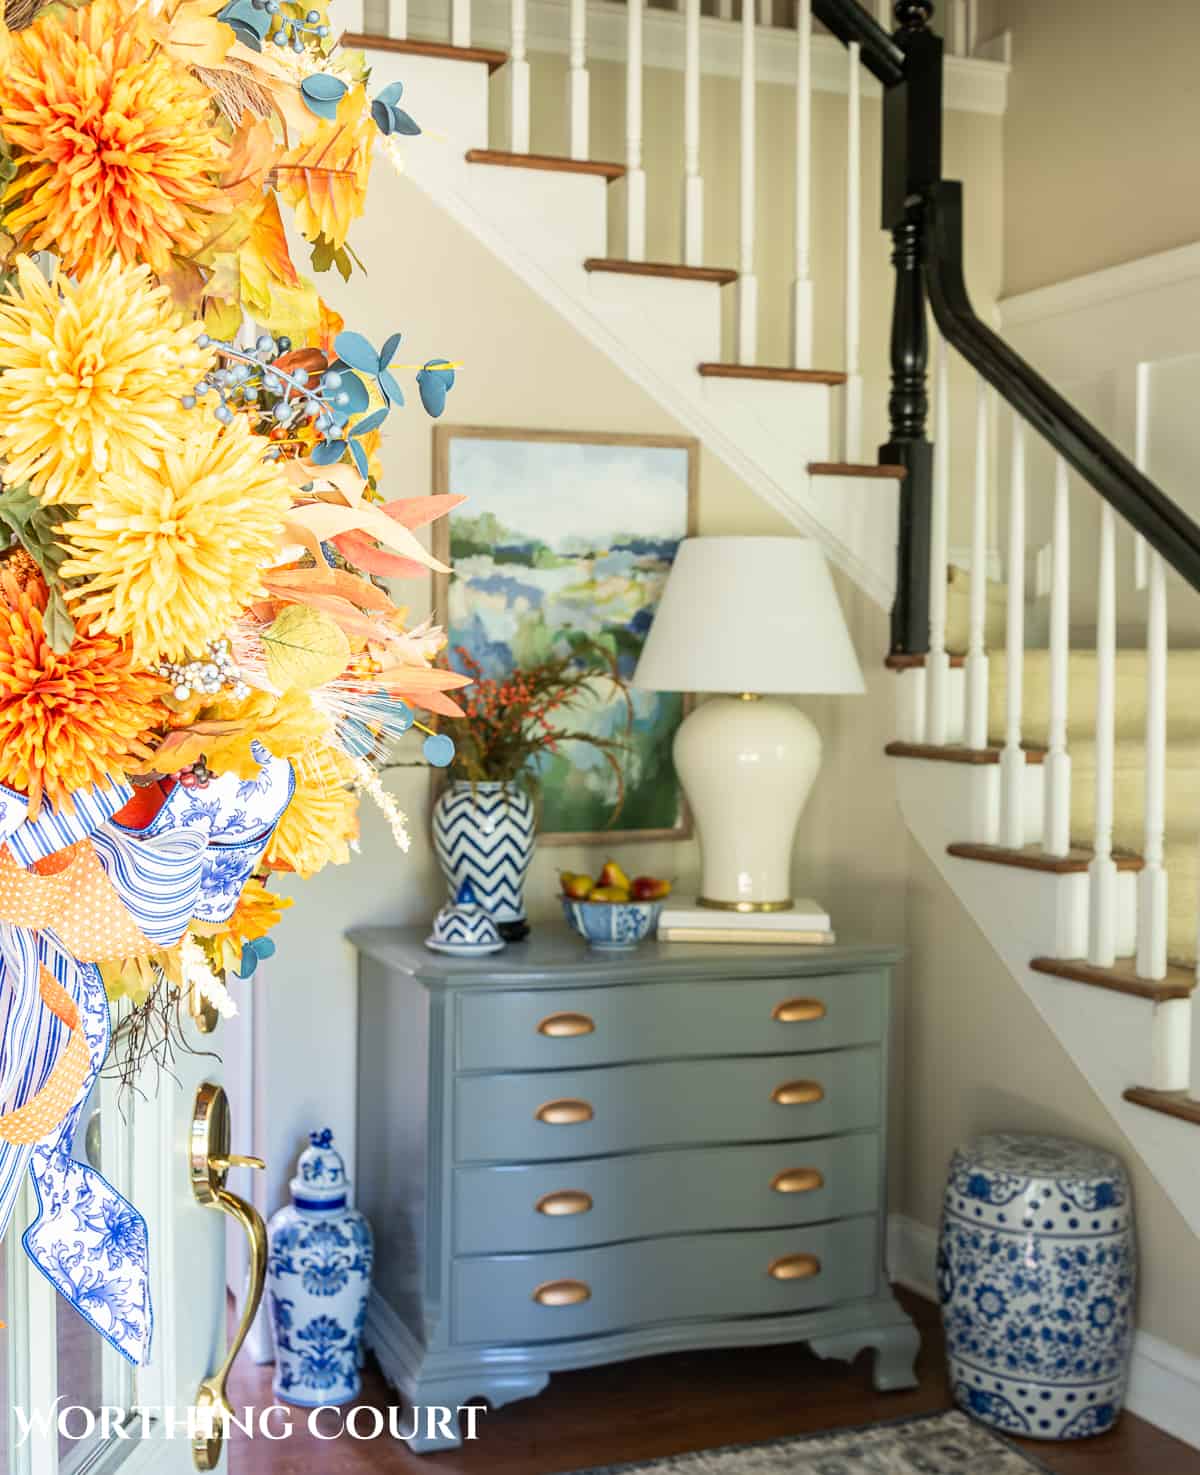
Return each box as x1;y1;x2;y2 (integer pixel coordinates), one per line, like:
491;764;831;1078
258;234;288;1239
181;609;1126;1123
938;1132;1136;1441
266;1129;374;1407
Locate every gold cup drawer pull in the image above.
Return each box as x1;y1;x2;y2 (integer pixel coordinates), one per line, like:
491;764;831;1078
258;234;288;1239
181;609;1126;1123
537;1011;595;1038
772;998;827;1024
533;1279;591;1307
536;1189;594;1217
771;1168;824;1195
769;1253;822;1282
535;1098;594;1126
770;1080;825;1106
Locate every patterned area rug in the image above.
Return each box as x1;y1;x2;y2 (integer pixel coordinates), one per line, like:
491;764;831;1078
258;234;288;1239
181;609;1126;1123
566;1411;1053;1474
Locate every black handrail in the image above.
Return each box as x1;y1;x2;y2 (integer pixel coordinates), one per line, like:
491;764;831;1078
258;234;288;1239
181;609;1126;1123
812;0;1200;653
812;0;905;84
924;183;1200;593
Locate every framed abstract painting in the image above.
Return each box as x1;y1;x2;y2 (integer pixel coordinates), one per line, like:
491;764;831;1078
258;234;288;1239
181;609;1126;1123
433;426;698;844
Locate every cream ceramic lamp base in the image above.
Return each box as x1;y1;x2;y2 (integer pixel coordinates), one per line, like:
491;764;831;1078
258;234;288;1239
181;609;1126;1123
674;695;821;911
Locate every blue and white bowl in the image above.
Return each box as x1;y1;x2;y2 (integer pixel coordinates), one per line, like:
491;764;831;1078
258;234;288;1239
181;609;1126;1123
561;897;663;951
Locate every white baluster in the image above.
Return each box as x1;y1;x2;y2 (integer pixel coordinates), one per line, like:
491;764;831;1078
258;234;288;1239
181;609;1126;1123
874;0;891;26
1043;456;1072;857
1191;922;1200;1097
507;0;530;153
682;0;703;265
1134;361;1150;589
926;331;951;744
758;0;772;23
966;0;979;53
387;0;407;41
451;0;471;47
1088;503;1118;966
790;0;813;368
843;42;862;458
1137;548;1169;979
717;0;732;20
965;374;990;751
949;0;967;54
566;0;589;161
736;0;759;363
625;0;647;261
999;416;1027;848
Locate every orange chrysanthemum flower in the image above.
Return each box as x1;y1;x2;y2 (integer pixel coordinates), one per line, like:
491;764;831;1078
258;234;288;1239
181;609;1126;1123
0;570;168;817
0;0;228;277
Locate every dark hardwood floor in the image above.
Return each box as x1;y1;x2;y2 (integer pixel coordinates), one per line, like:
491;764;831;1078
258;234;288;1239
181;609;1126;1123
229;1290;1199;1473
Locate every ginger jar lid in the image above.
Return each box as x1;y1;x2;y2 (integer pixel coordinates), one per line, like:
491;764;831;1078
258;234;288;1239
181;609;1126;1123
290;1128;349;1211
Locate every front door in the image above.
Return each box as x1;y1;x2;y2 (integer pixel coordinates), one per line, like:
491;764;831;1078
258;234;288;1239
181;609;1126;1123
4;1003;262;1474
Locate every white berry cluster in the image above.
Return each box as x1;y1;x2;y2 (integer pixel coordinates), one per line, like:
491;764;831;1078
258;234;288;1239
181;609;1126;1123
156;638;251;704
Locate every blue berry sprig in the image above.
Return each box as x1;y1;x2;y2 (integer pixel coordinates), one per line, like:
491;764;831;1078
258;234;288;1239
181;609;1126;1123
216;0;329;53
183;330;457;476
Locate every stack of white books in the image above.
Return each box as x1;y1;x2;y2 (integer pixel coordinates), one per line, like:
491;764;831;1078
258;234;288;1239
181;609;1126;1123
657;899;834;945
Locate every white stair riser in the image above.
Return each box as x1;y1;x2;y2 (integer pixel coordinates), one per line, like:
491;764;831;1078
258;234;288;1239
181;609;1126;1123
371;52;492;149
462;164;611;262
585;273;724;366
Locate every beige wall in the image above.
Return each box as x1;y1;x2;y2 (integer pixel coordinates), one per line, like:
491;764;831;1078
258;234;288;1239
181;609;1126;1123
904;842;1200;1357
999;0;1200;297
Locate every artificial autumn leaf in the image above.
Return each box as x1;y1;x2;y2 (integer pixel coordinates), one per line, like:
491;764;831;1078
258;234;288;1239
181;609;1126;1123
261;605;351;689
165;0;236;67
142;689;332;779
283;504;451;574
328;529;430;580
224;112;277;205
396;687;466;718
276;87;374;251
264;566;397;614
374;665;471;692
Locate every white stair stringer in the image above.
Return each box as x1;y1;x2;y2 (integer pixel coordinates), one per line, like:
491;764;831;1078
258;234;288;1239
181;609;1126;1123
362;42;899;607
893;752;1200;1240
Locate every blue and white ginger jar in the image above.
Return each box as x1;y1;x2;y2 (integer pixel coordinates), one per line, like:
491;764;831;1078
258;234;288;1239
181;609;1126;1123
266;1129;373;1407
939;1131;1136;1441
432;780;534;939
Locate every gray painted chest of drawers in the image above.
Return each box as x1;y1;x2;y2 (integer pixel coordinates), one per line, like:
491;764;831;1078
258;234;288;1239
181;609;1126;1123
349;927;919;1451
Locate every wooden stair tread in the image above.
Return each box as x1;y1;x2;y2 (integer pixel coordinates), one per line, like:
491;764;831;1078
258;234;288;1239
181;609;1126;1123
948;843;1143;875
466;150;625;180
698;364;847;385
341;34;508;70
584;259;737;284
885;741;1047;766
885;652;967;670
1032;956;1194;1002
808;462;907;479
1123;1087;1200;1126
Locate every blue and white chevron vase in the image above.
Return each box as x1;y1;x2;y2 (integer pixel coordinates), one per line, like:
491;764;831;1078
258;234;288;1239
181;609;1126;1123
431;782;534;926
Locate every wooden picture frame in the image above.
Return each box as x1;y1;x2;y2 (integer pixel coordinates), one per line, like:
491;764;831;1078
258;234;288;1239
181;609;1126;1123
432;425;699;845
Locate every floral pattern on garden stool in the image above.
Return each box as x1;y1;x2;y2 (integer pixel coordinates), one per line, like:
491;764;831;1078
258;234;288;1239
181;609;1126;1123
938;1132;1135;1441
266;1128;374;1407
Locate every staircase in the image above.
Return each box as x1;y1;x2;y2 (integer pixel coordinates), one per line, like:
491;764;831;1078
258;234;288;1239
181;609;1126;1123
332;0;1200;1241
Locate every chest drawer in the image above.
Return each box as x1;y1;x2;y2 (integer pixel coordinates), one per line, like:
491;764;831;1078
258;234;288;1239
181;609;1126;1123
453;1047;881;1163
452;1132;881;1254
451;1215;879;1345
456;971;886;1072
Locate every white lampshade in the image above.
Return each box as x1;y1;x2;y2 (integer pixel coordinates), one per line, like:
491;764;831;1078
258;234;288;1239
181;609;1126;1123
633;536;865;695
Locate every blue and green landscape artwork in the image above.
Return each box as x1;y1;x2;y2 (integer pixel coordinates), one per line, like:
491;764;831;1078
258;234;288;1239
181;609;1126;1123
444;433;694;839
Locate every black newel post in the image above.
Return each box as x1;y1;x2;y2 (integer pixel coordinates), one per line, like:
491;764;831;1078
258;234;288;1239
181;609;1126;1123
881;0;943;656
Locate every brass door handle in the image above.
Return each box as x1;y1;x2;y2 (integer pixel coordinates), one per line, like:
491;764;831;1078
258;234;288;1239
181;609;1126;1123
772;997;827;1023
769;1253;821;1281
538;1011;595;1038
535;1098;594;1125
533;1279;591;1306
189;1083;267;1472
771;1168;824;1194
770;1080;825;1106
536;1189;594;1217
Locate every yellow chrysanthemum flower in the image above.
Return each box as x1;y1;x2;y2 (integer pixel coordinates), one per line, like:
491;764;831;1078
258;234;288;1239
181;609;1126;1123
264;745;359;879
0;256;211;507
0;0;229;277
193;876;293;976
59;419;291;664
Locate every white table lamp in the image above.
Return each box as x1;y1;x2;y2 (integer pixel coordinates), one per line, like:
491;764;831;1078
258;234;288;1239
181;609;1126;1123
633;536;864;912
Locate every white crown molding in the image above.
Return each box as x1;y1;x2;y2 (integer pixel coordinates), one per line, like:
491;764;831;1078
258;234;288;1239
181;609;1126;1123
888;1208;1200;1452
999;242;1200;330
403;0;1009;115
